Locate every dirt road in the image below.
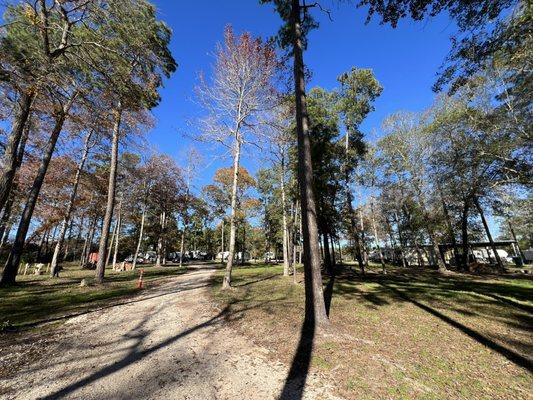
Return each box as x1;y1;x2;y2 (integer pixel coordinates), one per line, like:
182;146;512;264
2;265;340;400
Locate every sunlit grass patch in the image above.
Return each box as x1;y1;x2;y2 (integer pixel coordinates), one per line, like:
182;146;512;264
0;262;187;328
211;263;533;400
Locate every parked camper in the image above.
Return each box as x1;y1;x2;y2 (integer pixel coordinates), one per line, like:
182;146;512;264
472;248;513;264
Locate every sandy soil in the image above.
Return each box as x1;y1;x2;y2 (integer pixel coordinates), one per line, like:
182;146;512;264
1;265;341;400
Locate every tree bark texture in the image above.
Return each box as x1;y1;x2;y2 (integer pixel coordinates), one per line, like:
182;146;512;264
0;91;35;214
95;105;122;284
280;150;290;276
290;0;329;327
223;138;242;288
0;95;74;285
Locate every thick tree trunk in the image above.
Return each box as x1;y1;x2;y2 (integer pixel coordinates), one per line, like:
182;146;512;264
51;130;92;276
132;206;146;270
0;113;31;251
0;193;14;249
15;111;31;167
223;138;242;289
290;0;329;327
280;151;290;276
0;95;74;286
0;91;35;214
95;105;122;284
474;197;504;273
0;113;31;244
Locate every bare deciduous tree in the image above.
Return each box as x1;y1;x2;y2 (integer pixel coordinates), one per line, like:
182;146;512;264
195;26;278;289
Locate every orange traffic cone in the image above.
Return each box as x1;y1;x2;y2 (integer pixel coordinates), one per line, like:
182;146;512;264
137;268;144;289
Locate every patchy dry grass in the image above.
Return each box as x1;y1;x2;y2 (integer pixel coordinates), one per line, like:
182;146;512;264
211;263;533;400
0;262;187;328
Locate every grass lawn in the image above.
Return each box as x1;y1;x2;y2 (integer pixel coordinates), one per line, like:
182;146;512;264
211;263;533;400
0;262;187;329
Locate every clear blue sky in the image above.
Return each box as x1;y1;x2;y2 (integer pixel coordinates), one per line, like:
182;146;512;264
149;0;456;190
0;1;504;237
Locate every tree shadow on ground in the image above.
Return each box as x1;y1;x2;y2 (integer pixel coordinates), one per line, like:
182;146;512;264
329;268;392;307
379;281;533;372
334;266;531;319
278;319;315;400
324;274;335;317
278;269;336;400
321;265;533;372
38;306;231;400
233;274;278;287
31;285;293;399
